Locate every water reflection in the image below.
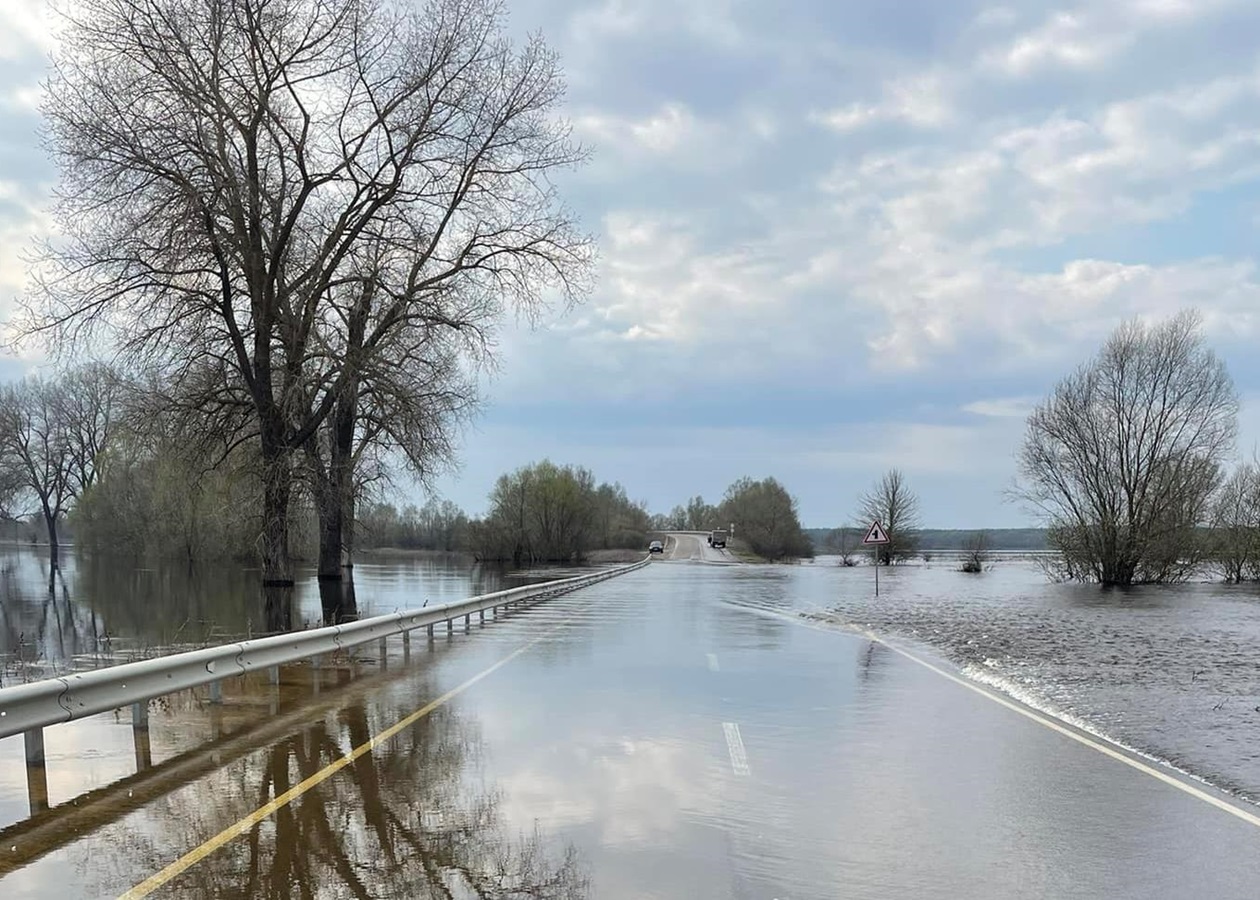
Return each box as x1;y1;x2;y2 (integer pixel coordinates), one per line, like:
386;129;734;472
318;579;358;626
139;698;590;898
0;546;583;683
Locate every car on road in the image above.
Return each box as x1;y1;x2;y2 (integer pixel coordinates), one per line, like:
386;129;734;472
649;540;664;553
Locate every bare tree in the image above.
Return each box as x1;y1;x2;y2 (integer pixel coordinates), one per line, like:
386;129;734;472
28;0;590;585
1209;463;1260;584
856;468;921;565
1014;311;1236;586
302;326;475;578
960;530;990;574
823;526;860;566
0;377;73;566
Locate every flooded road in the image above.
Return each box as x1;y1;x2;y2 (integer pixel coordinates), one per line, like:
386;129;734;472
2;555;1260;897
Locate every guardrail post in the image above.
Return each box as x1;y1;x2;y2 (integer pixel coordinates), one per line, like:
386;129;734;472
25;762;48;816
479;609;485;625
446;618;453;634
134;731;152;774
427;624;434;641
132;700;148;730
268;665;280;685
208;680;222;704
402;630;411;660
378;637;387;669
464;613;470;631
24;727;45;766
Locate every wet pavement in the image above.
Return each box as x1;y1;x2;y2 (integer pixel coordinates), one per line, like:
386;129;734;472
1;555;1260;898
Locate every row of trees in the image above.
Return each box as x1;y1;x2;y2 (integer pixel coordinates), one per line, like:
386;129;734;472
468;461;649;565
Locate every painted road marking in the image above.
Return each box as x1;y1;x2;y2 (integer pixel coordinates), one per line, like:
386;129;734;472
118;631;557;899
707;653;720;672
723;722;750;776
854;626;1260;831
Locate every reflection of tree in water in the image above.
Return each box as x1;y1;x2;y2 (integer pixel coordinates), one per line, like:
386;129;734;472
318;579;358;626
131;692;589;898
0;552;109;684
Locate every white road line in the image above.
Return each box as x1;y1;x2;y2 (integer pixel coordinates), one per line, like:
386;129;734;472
855;627;1260;831
706;653;720;672
723;722;750;776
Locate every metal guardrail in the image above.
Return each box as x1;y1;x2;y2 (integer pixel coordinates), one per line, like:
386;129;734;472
0;556;649;744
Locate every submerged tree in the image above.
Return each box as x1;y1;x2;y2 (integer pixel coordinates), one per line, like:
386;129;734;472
718;476;813;561
1209;463;1260;584
1014;311;1236;586
959;530;990;574
29;0;591;584
856;468;921;565
0;367;120;567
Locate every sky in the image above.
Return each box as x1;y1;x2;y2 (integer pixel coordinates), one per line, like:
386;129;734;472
5;0;1260;528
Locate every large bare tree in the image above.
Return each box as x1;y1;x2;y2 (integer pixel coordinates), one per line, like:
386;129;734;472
1014;311;1237;586
856;468;921;564
27;0;590;584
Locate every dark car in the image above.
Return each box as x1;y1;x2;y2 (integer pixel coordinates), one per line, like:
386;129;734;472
649;540;664;553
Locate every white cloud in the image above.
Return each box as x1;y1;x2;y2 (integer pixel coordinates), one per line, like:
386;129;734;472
814;73;953;132
963;396;1040;418
0;0;52;62
573;102;771;171
984;12;1132;75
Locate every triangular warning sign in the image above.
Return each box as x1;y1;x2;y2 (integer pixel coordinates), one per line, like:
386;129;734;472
862;520;890;544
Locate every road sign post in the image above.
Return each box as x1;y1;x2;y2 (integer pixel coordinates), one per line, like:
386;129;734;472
862;520;890;597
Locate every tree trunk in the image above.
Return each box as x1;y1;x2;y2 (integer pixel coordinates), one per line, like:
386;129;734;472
41;500;59;570
260;428;294;586
316;486;343;581
314;381;358;581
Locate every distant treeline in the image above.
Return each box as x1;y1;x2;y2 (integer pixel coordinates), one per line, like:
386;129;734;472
806;527;1049;553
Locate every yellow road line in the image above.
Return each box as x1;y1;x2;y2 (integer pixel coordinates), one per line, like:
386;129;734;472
858;627;1260;830
118;635;547;899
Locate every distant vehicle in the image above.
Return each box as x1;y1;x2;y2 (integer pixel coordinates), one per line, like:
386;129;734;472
649;540;664;553
710;529;728;549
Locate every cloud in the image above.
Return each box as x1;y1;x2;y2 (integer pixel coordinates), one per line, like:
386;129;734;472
813;73;954;132
984;12;1132;75
0;0;53;62
963;396;1039;418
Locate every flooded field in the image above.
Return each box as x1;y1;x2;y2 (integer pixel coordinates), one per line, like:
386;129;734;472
806;554;1260;805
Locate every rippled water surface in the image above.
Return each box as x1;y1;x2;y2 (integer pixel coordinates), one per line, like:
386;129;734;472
798;553;1260;803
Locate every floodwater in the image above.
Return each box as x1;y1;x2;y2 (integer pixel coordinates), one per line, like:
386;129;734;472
0;543;560;685
2;545;1260;897
809;553;1260;804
